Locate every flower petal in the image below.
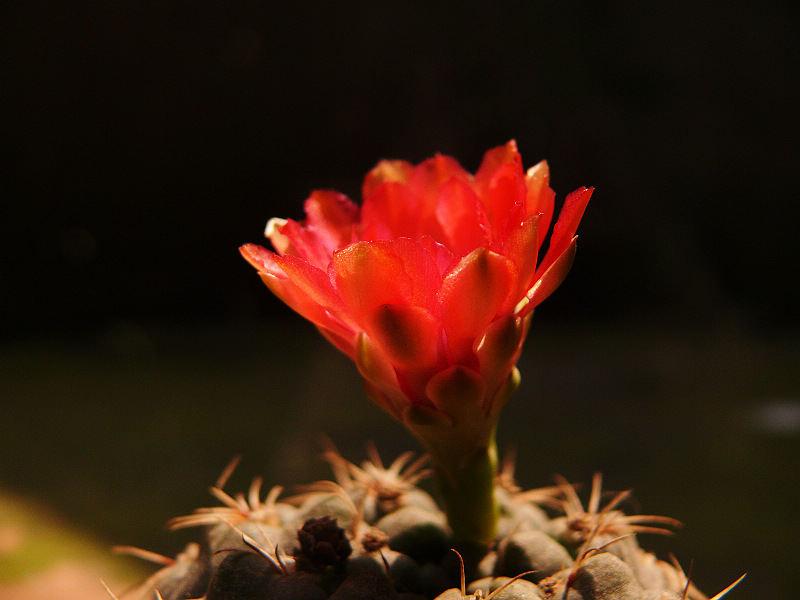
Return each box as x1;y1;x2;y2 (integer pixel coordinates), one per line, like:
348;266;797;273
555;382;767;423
256;270;352;340
273;253;356;328
418;235;457;279
363;304;441;369
425;365;486;425
240;242;282;274
525;161;555;238
356;332;412;419
496;213;540;312
270;218;331;267
438;248;516;363
473;314;529;404
475;142;527;237
331;239;442;322
317;325;358;359
265;218;292;255
303;190;359;255
434;177;491;256
474;140;522;193
408;154;472;239
361;181;421;240
362;159;414;200
536;186;592;277
517;235;578;316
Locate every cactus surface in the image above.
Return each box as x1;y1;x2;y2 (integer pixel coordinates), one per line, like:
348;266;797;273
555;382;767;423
114;448;739;600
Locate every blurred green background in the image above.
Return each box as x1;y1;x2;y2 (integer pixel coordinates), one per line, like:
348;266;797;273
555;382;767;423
2;2;798;598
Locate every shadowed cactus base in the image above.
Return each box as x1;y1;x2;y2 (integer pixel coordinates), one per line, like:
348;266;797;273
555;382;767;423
111;448;743;600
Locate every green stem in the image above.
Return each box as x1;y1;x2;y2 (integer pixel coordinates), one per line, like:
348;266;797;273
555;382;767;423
429;428;499;549
402;367;519;555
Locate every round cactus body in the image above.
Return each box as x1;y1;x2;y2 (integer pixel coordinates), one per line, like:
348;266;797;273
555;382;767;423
115;448;740;600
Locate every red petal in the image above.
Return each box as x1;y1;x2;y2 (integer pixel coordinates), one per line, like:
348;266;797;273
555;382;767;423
424;365;486;425
478;161;528;239
418;235;457;279
242;244;356;339
303;190;359;255
438;248;516;363
363;304;441;369
408;154;472;239
525;161;555;243
272;218;331;268
274;254;356;329
473;314;529;402
317;325;358;359
331;239;442;322
362;159;414;200
434;177;491;256
361;181;421;240
496;214;540;312
256;270;353;341
536;186;592;278
355;331;411;419
264;218;293;255
518;236;578;316
474;141;522;191
410;153;472;197
240;243;282;274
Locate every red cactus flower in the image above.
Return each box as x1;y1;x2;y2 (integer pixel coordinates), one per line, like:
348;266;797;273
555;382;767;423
242;141;591;545
241;141;591;435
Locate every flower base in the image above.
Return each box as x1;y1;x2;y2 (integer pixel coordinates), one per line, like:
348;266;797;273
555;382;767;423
110;446;742;600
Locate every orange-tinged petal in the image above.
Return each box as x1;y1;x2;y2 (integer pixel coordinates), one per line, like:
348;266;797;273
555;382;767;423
425;365;486;425
410;153;473;199
317;325;358;359
434;177;491;256
303;190;359;255
240;242;282;274
473;314;529;404
362;159;414;200
496;213;540;312
419;235;457;279
536;186;592;277
272;218;331;267
475;140;522;190
439;248;516;362
363;304;441;369
273;254;356;329
256;271;352;341
517;235;578;316
474;142;526;233
331;239;442;321
409;154;473;239
264;218;293;255
479;161;528;238
361;181;422;240
242;245;356;338
525;161;555;240
356;331;412;419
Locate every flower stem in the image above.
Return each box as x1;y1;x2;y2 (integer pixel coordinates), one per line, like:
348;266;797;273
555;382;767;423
430;429;499;550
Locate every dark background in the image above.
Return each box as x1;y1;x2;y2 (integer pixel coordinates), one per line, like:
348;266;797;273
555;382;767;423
2;2;798;599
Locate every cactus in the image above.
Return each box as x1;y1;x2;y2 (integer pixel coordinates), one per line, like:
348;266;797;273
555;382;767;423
110;445;743;600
